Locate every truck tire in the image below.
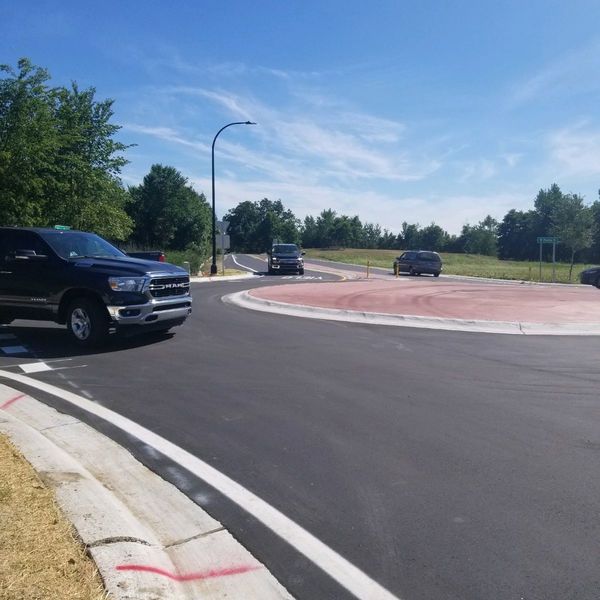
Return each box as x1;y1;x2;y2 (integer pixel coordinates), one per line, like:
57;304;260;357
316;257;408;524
66;298;109;347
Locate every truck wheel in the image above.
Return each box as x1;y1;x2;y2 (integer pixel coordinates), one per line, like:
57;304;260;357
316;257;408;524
596;276;600;289
66;298;108;347
299;268;304;275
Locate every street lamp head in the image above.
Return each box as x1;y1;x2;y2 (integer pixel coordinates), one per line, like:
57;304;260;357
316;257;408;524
245;121;257;125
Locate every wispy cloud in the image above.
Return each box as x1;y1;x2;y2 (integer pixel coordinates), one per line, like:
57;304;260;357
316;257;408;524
548;121;600;178
457;159;497;183
509;39;600;106
123;124;211;153
131;84;440;183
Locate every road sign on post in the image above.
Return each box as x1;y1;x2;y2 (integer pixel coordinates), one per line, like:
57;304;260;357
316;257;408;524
536;237;560;282
216;221;231;275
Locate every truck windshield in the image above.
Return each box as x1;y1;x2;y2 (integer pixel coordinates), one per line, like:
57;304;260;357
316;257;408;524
39;231;126;259
272;244;299;254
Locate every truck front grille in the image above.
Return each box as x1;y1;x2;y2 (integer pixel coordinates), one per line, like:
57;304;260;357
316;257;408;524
149;276;190;298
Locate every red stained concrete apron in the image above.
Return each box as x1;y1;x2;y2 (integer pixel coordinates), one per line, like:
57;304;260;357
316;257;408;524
249;279;599;324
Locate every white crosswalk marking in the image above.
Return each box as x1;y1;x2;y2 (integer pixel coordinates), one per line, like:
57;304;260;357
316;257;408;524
20;362;52;374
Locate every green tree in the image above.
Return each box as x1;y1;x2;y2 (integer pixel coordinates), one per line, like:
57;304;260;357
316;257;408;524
301;215;318;247
315;209;337;247
0;59;56;226
419;223;449;251
46;83;132;238
127;164;211;252
362;222;382;248
378;229;396;249
397;222;421;249
0;58;133;239
225;198;300;252
589;197;600;262
497;209;538;260
459;216;498;255
551;194;594;280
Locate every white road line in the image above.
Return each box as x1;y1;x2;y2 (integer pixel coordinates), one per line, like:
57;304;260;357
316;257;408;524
20;362;52;374
0;368;400;600
231;253;259;273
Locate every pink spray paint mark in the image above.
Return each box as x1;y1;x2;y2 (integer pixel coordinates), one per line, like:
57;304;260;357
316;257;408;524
116;563;260;582
0;394;26;410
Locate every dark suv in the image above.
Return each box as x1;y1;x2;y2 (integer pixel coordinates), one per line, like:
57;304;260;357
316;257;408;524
393;250;442;277
267;243;305;275
0;227;192;346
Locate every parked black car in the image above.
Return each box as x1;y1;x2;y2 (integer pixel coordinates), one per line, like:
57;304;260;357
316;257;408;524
267;243;305;275
580;266;600;288
0;227;192;346
393;250;442;277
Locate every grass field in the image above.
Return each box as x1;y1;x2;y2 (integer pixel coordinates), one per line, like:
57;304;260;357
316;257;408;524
305;248;596;284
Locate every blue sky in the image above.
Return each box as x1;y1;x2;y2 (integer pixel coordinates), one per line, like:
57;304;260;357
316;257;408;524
3;0;600;234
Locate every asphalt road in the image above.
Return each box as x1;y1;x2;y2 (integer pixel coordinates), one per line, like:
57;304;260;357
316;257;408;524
2;256;600;600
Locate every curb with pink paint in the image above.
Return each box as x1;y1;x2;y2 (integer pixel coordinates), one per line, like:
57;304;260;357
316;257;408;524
0;383;293;600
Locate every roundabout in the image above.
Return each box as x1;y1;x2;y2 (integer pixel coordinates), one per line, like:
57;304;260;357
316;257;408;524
227;277;600;335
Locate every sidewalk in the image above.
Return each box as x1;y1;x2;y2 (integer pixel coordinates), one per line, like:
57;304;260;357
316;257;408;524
0;383;292;600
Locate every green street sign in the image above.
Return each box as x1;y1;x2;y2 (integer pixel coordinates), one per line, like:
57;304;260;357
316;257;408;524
536;236;560;244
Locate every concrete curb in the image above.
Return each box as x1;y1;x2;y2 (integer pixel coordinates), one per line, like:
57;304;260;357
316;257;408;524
224;290;600;336
0;384;293;600
190;273;257;283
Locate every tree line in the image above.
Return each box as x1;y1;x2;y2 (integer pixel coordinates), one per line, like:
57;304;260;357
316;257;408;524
225;187;600;273
2;59;600;272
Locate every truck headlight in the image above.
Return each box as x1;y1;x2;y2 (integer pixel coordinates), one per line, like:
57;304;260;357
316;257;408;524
108;276;149;292
271;257;279;262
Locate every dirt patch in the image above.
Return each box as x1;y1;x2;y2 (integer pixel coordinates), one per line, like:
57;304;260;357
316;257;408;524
0;433;107;600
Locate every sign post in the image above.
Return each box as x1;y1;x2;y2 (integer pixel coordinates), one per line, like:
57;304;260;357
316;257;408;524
536;237;560;282
216;220;230;275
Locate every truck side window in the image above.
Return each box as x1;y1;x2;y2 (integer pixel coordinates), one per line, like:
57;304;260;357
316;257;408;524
2;231;51;258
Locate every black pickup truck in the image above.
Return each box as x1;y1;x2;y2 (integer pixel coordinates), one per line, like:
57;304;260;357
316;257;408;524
0;227;192;346
267;243;305;275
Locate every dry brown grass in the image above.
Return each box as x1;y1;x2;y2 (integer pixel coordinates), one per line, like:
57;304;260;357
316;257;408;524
0;434;108;600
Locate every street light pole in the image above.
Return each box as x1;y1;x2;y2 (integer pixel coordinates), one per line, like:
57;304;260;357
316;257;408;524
211;121;256;275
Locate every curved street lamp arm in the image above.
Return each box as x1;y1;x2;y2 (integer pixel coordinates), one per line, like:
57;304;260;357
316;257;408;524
212;121;256;150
